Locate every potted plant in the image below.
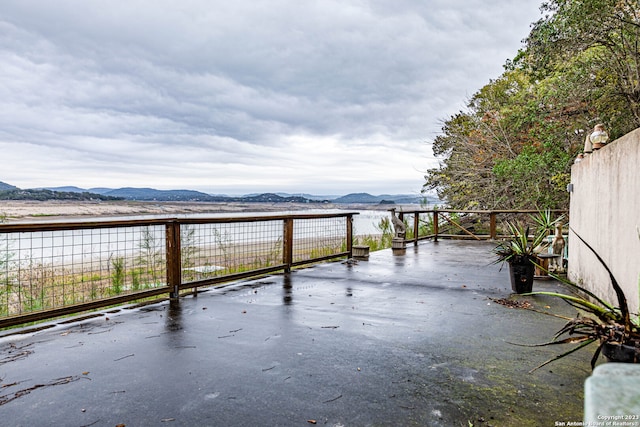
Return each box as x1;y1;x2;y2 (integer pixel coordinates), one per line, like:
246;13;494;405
514;229;640;372
493;222;547;294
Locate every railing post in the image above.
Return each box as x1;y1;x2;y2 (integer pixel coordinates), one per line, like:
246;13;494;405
166;221;182;299
490;212;497;240
283;218;294;273
413;213;420;246
433;209;439;242
346;214;353;257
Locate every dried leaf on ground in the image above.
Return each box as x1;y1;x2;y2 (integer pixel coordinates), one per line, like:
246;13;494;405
489;298;532;309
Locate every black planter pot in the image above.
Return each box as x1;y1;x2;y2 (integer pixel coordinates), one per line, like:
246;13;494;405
602;342;640;363
508;261;535;294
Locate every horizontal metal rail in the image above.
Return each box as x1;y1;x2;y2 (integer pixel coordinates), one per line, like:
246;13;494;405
0;213;356;328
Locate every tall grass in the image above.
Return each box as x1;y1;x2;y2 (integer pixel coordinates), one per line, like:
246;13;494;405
138;226;165;286
355;216;394;251
0;237;15;316
181;225;198;282
109;255;125;295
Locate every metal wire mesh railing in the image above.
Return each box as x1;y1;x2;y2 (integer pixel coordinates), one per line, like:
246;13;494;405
0;213;355;328
179;220;285;283
0;224;168;318
292;216;347;265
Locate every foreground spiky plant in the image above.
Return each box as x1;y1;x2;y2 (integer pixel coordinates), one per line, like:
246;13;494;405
513;229;639;373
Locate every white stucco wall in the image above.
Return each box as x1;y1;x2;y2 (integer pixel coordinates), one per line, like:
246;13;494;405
568;128;640;314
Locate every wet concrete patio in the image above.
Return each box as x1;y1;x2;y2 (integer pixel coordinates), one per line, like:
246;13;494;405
0;240;593;426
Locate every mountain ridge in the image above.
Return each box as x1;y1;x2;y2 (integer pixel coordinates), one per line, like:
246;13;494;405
0;181;435;204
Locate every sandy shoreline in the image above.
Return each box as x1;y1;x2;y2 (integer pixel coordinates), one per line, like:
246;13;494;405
0;200;393;222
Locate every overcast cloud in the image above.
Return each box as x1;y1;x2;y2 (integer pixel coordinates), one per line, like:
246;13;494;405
0;1;542;196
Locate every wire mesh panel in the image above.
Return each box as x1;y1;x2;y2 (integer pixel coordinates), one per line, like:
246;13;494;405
181;221;284;283
292;216;347;263
0;225;167;317
0;213;356;327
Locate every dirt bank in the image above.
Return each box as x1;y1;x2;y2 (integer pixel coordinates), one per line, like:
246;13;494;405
0;200;394;222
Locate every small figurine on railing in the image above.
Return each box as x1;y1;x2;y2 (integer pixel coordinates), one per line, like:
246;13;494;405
550;224;566;273
389;208;406;239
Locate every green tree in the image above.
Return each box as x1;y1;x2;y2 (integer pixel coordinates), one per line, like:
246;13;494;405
425;69;577;209
525;0;640;132
425;0;640;210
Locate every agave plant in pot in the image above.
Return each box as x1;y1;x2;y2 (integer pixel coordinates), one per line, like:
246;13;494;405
493;222;548;294
517;229;640;372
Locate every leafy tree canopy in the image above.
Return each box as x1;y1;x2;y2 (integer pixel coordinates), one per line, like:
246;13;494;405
425;0;640;210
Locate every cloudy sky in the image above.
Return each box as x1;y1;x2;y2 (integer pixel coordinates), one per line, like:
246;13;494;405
0;1;542;196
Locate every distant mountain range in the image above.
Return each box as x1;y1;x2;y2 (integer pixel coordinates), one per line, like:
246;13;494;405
0;181;435;205
0;182;121;202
